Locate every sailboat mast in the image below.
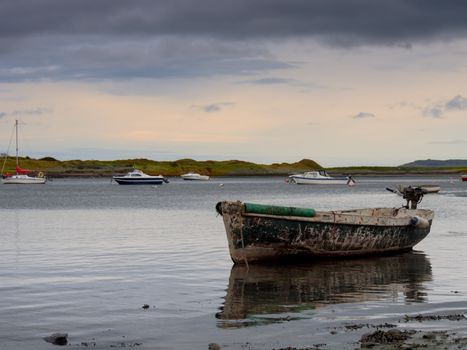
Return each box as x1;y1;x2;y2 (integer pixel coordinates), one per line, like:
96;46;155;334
15;119;19;169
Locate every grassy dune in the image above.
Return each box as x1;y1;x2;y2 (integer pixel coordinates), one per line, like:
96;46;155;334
1;156;465;177
0;157;323;177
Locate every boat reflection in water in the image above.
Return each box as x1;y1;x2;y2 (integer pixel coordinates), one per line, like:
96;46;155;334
216;252;432;328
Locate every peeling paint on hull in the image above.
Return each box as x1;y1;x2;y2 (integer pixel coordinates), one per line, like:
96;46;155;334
217;201;434;264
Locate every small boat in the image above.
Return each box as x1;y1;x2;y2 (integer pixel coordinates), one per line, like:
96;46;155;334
287;170;351;185
216;188;433;264
180;172;210;181
112;169;169;185
2;173;46;184
2;120;46;184
461;175;467;182
398;184;440;194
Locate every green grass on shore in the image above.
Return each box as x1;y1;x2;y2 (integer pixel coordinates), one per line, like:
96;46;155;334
1;156;466;177
1;157;323;177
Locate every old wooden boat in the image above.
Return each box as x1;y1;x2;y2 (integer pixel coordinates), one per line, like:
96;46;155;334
216;191;434;264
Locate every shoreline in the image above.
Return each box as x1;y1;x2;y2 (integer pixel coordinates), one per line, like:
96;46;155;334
41;171;466;178
1;156;466;178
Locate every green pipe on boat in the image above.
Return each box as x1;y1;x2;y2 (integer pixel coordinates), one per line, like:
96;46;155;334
244;203;316;218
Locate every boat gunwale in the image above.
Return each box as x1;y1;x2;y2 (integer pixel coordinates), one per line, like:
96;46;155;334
235;204;434;227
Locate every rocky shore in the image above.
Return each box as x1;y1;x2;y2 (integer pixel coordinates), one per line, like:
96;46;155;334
216;312;467;350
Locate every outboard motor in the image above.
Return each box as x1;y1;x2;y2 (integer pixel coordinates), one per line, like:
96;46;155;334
386;186;427;209
401;186;427;209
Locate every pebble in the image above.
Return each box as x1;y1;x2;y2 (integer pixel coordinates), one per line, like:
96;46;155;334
43;333;68;346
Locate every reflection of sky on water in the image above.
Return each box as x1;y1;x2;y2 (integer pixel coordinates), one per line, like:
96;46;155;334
0;176;465;349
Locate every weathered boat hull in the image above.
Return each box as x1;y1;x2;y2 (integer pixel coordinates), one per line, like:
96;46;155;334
217;201;434;264
461;175;467;182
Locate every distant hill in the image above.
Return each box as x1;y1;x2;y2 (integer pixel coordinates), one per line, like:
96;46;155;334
401;159;467;167
0;157;323;177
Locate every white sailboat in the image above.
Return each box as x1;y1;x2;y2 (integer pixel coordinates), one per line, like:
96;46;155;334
1;120;47;184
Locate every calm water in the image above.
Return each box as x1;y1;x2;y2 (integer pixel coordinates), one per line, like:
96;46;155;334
0;176;466;349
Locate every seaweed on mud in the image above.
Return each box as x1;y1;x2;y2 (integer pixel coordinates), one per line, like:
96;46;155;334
360;329;416;347
403;313;466;322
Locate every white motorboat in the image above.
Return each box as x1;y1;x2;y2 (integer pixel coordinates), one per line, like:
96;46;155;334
287;170;351;185
112;169;169;185
180;172;210;181
1;120;47;184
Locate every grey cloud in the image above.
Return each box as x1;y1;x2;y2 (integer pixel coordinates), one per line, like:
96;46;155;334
423;94;467;118
2;1;467;82
204;105;222;113
423;106;443;118
445;95;467;110
0;108;53;118
193;102;234;113
0;36;293;82
353;112;376;119
241;78;299;85
0;58;292;82
2;1;467;43
12;108;52;116
238;77;321;89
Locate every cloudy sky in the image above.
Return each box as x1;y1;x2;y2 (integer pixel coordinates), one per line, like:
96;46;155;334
1;0;467;166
